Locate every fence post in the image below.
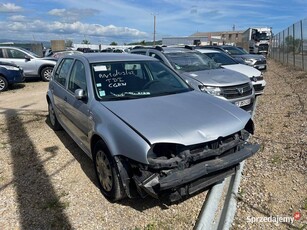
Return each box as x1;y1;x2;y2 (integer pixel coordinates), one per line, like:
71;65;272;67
301;20;304;71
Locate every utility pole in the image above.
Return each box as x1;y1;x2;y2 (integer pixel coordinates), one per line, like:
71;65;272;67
153;14;156;46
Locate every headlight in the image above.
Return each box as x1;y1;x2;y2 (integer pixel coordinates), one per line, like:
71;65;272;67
242;58;255;65
199;85;222;96
0;65;20;71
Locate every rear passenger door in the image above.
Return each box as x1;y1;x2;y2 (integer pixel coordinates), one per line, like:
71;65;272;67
51;58;74;128
64;59;91;151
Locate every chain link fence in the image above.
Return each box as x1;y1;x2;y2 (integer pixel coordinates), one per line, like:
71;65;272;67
271;18;307;71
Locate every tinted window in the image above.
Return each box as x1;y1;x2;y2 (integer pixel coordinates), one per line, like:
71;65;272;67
6;49;26;59
68;60;87;93
54;58;74;87
149;52;163;61
205;52;238;65
91;61;191;101
165;52;219;72
0;49;3;58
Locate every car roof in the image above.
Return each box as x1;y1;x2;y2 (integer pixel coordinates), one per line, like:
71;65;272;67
69;53;159;63
196;49;220;53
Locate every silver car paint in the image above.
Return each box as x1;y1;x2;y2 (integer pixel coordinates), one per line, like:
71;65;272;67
180;68;250;87
48;53;253;166
0;46;56;77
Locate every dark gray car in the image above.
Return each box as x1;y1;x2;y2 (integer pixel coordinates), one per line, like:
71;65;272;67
47;53;259;202
130;47;255;112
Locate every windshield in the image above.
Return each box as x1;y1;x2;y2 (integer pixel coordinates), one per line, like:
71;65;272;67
223;46;248;55
91;61;191;101
203;52;238;65
18;47;41;58
164;51;220;72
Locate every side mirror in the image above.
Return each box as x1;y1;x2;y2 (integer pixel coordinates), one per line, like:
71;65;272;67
25;55;31;61
74;89;87;100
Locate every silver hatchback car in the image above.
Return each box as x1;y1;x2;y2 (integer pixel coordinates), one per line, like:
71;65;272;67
47;53;259;202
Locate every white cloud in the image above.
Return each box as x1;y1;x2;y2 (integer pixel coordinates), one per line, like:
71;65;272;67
0;3;22;12
0;19;148;42
48;8;100;22
8;15;26;22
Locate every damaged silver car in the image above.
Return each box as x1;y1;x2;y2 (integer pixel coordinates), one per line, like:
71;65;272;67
46;53;259;202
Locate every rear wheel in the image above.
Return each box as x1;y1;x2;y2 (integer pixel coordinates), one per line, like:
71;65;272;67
93;141;126;201
41;66;53;81
0;76;8;92
48;102;62;130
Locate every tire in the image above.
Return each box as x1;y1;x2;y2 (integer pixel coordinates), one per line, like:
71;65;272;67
48;102;62;130
93;140;126;201
41;66;53;81
0;76;8;92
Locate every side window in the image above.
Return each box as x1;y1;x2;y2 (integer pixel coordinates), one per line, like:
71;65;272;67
149;52;163;62
54;58;73;87
131;50;146;55
0;49;3;58
68;60;87;93
7;49;26;59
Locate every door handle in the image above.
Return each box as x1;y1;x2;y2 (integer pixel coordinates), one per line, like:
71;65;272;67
64;96;67;102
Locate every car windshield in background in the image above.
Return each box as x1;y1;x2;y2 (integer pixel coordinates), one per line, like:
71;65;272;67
204;52;238;65
91;61;191;101
18;47;41;58
165;52;219;72
224;47;248;55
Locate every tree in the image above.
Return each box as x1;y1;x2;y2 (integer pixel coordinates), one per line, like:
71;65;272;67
285;35;301;53
65;40;73;48
82;39;90;44
140;40;146;45
110;41;118;46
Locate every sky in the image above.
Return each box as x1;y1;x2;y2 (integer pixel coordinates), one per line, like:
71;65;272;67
0;0;306;45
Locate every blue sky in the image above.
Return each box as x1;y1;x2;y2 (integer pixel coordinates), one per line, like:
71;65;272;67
0;0;306;44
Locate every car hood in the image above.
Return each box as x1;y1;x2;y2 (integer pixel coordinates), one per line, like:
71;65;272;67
222;64;261;78
232;54;265;60
102;91;251;146
0;61;19;68
180;68;250;87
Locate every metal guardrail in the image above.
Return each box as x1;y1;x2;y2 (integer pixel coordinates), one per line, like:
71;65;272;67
195;97;258;230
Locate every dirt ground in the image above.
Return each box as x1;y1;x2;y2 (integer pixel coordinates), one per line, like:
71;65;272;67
233;60;307;230
0;59;306;229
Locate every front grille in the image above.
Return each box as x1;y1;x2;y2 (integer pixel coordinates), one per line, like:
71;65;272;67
253;84;265;92
258;44;269;51
255;59;266;65
221;83;253;99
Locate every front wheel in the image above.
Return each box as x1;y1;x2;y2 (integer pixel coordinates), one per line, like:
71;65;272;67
41;66;53;81
93;141;126;201
0;76;8;92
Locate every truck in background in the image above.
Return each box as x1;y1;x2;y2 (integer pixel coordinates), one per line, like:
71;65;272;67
242;27;272;55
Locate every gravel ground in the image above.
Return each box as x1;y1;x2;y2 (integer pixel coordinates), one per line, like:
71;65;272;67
232;60;307;230
0;81;207;229
0;59;306;229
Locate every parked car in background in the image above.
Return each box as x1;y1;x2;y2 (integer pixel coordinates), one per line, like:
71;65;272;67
49;50;83;60
0;61;24;91
198;45;267;70
0;46;56;81
47;53;259;202
197;49;266;95
130;46;255;111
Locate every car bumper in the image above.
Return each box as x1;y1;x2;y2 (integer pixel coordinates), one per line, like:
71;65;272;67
252;80;266;95
134;142;259;201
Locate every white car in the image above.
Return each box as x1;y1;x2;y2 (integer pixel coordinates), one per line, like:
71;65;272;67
196;49;266;95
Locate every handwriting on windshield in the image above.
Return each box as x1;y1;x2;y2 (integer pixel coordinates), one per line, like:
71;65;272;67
98;69;135;79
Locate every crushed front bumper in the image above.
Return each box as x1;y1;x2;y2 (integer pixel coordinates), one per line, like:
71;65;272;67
132;142;259;201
